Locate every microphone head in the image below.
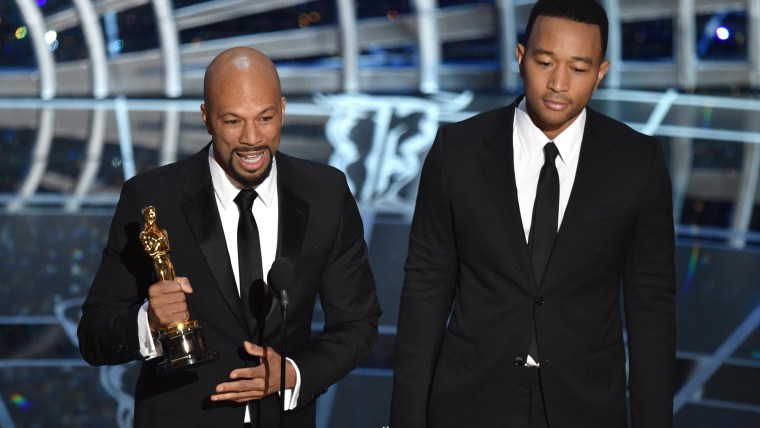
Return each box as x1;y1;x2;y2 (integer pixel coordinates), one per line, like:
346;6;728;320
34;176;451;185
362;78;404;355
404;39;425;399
267;258;294;294
249;278;273;323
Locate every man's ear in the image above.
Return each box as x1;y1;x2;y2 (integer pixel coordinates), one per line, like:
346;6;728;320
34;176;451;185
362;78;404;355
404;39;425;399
516;44;526;79
594;59;611;91
280;96;287;125
200;104;212;135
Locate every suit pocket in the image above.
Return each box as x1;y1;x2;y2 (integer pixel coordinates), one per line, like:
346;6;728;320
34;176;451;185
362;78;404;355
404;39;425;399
438;329;478;370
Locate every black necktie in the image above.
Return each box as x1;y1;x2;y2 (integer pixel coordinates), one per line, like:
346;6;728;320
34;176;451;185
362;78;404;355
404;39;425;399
525;143;559;364
234;189;264;335
528;142;560;286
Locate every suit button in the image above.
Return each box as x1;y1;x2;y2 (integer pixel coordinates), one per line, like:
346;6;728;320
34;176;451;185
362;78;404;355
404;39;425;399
536;296;545;305
514;356;525;366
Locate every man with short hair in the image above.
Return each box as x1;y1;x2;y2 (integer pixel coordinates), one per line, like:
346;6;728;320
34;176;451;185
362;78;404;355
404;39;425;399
391;1;676;427
78;47;381;427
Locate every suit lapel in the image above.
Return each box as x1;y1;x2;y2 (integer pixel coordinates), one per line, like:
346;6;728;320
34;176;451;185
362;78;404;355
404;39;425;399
275;153;309;263
547;108;611;286
480;100;536;292
180;147;248;333
557;108;611;234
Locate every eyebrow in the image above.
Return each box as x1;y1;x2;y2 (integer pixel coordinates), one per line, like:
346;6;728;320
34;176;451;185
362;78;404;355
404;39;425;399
217;106;278;117
532;48;594;65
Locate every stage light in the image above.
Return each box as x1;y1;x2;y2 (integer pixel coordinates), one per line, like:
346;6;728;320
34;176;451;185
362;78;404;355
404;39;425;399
716;26;730;41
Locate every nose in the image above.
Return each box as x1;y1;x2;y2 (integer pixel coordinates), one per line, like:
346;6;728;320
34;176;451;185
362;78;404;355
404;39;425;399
239;121;258;145
547;67;569;93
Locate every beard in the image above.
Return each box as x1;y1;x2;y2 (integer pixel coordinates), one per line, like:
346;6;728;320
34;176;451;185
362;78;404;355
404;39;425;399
228;147;274;188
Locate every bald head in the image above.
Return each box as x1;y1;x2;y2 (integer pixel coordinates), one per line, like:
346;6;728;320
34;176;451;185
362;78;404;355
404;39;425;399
203;47;281;106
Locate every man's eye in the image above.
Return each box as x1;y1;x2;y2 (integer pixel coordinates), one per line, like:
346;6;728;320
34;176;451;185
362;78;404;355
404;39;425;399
260;116;273;122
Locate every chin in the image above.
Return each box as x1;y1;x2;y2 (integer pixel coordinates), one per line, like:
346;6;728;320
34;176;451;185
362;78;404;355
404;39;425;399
233;164;272;188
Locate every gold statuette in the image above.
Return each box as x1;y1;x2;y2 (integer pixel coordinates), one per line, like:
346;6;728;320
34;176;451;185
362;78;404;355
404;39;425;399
140;206;218;374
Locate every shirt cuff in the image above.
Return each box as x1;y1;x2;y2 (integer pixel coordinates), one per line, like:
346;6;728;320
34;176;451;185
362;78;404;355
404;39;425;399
281;357;301;410
137;301;162;359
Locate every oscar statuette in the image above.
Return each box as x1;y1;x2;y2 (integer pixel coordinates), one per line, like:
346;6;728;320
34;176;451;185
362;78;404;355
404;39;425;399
140;206;218;374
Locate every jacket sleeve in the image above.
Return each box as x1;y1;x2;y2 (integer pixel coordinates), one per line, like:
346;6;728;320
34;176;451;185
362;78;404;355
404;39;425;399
78;181;153;366
623;141;677;428
390;129;459;427
290;174;382;406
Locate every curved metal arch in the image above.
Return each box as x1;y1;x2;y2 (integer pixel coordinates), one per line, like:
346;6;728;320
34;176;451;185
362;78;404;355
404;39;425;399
14;0;56;99
413;0;441;94
72;0;110;98
603;0;622;88
336;0;360;93
496;0;520;92
750;0;760;86
152;0;182;98
64;107;108;212
6;107;56;212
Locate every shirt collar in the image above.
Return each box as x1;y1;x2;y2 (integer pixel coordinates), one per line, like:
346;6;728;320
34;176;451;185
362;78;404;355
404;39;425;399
515;98;586;166
208;145;278;210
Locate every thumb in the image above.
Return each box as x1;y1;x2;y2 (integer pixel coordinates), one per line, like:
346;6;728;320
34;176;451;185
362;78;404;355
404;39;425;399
175;277;193;294
244;341;264;357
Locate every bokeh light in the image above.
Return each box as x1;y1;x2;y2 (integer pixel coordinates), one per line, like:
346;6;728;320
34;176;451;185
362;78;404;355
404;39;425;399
10;393;31;411
298;11;322;28
15;26;28;40
44;30;57;45
716;26;730;41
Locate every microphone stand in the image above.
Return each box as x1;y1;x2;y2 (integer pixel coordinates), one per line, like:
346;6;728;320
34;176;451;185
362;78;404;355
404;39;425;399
278;289;289;428
249;279;271;428
268;257;294;428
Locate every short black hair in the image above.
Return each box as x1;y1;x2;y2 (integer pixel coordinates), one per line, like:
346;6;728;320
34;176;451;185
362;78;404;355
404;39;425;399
524;0;609;58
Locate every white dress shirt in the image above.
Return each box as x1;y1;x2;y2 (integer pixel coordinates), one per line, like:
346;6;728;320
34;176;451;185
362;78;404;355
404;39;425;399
514;98;585;242
513;98;585;366
137;147;301;418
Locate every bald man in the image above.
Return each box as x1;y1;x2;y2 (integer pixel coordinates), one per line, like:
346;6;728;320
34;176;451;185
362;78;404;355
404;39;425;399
78;47;381;428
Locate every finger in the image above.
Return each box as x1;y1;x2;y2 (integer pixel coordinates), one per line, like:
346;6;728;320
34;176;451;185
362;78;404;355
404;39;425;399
244;341;264;357
210;385;265;402
210;390;264;403
150;301;189;326
211;378;266;401
229;367;258;380
175;277;193;294
148;281;183;298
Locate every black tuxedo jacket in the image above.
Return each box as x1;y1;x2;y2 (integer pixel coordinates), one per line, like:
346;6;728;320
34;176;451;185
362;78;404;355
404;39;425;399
391;98;676;428
78;147;381;427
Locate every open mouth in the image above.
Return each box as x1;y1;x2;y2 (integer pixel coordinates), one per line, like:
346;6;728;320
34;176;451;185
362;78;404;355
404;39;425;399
236;150;266;171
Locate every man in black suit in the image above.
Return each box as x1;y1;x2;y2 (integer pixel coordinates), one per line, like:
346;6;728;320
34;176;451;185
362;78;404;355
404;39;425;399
78;47;381;427
390;1;676;427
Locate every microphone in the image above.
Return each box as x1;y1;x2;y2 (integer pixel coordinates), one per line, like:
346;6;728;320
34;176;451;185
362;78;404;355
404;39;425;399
267;258;294;428
248;278;273;324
